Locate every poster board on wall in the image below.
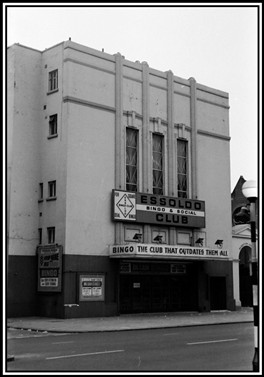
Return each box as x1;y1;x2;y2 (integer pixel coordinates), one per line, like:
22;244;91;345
37;245;62;292
79;274;105;301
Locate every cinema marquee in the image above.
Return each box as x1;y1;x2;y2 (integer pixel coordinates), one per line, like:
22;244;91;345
112;190;206;228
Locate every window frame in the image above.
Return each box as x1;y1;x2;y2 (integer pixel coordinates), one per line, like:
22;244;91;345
38;228;42;245
48;114;58;138
124;225;143;243
47;180;56;200
152;228;168;244
126;127;138;192
48;69;58;93
177;138;188;198
152;133;164;195
177;231;192;246
38;183;43;202
47;227;55;244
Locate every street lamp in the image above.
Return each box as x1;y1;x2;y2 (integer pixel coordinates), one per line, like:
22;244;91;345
242;179;258;372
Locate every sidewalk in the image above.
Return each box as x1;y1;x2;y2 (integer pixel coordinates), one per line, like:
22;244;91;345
7;307;253;333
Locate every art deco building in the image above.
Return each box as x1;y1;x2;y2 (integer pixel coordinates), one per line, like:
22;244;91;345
7;40;234;318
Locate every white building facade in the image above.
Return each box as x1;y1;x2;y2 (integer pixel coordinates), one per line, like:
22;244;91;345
7;40;235;318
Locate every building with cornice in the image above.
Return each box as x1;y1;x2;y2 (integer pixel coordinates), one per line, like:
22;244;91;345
7;40;234;318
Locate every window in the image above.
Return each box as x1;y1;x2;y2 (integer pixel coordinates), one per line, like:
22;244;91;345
38;228;42;244
48;180;56;199
124;226;143;242
47;227;55;244
126;128;138;192
49;114;58;136
39;183;43;201
152;229;167;244
177;139;188;198
153;134;163;195
48;69;58;92
177;231;191;245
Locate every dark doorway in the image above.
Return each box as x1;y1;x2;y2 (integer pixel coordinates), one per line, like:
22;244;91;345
239;246;252;307
151;276;167;312
210;277;226;310
131;276;151;313
119;262;199;314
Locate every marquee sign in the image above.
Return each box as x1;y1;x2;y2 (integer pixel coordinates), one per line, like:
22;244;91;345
112;190;205;228
109;244;229;261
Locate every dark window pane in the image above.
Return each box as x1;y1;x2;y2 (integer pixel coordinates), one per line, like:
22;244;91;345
153;134;163;195
126;128;138;191
177;139;188;197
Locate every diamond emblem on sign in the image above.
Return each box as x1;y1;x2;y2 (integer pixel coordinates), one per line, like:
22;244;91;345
117;194;134;218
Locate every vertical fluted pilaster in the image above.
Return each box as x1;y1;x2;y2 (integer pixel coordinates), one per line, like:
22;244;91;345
114;53;124;243
142;62;151;243
167;70;176;245
189;77;198;199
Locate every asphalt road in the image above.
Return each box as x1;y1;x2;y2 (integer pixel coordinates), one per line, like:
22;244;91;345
6;322;254;372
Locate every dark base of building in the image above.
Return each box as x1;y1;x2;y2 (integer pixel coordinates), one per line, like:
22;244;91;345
7;254;235;318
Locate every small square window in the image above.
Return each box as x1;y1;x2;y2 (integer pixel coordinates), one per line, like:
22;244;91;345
177;232;191;245
49;114;58;136
48;69;58;92
152;230;167;244
47;227;55;244
194;232;206;247
48;180;56;198
124;226;143;242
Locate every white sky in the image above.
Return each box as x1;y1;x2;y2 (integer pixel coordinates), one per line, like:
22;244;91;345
4;3;261;191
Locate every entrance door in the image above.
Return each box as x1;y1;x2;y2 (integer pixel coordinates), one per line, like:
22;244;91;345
210;277;226;310
151;276;167;312
132;276;151;313
168;277;184;311
119;275;151;313
119;263;199;314
119;275;131;313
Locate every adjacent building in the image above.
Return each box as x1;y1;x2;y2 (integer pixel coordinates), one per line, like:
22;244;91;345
231;176;258;308
7;40;234;318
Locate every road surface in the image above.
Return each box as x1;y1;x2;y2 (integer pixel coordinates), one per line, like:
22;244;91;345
6;322;254;372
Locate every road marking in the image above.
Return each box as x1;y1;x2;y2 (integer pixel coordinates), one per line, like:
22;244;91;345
187;338;238;345
46;349;124;360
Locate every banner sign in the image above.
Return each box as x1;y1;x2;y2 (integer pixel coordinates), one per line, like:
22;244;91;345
112;190;205;228
109;243;229;260
37;245;62;292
